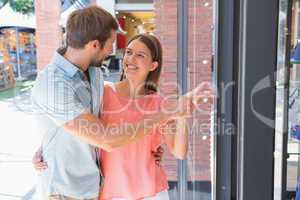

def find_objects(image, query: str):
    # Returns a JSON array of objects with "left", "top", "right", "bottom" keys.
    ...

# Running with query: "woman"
[
  {"left": 98, "top": 34, "right": 189, "bottom": 200},
  {"left": 34, "top": 34, "right": 190, "bottom": 200}
]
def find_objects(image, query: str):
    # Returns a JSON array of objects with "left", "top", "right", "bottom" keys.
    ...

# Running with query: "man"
[{"left": 32, "top": 5, "right": 203, "bottom": 200}]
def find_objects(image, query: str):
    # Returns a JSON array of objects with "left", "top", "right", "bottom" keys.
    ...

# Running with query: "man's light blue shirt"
[{"left": 31, "top": 50, "right": 104, "bottom": 199}]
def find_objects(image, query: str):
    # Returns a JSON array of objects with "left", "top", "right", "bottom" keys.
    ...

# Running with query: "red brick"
[{"left": 35, "top": 0, "right": 62, "bottom": 70}]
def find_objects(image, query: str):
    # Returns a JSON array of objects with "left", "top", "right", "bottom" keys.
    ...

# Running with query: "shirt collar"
[{"left": 51, "top": 47, "right": 83, "bottom": 78}]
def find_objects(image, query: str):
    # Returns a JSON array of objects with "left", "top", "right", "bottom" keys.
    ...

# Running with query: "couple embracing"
[{"left": 31, "top": 5, "right": 213, "bottom": 200}]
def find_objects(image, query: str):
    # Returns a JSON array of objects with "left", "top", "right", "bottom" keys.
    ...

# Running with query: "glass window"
[
  {"left": 274, "top": 0, "right": 300, "bottom": 199},
  {"left": 18, "top": 30, "right": 36, "bottom": 78},
  {"left": 0, "top": 28, "right": 18, "bottom": 77},
  {"left": 0, "top": 28, "right": 36, "bottom": 79},
  {"left": 185, "top": 1, "right": 214, "bottom": 198}
]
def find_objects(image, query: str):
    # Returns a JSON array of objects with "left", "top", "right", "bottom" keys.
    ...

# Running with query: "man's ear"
[
  {"left": 87, "top": 40, "right": 100, "bottom": 49},
  {"left": 150, "top": 61, "right": 158, "bottom": 71}
]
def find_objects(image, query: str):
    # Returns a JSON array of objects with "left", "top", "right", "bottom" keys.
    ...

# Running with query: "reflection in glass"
[
  {"left": 287, "top": 0, "right": 300, "bottom": 197},
  {"left": 274, "top": 0, "right": 289, "bottom": 199},
  {"left": 184, "top": 1, "right": 214, "bottom": 199},
  {"left": 274, "top": 0, "right": 300, "bottom": 199}
]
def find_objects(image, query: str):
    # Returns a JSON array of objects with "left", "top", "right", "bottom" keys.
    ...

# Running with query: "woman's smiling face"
[{"left": 122, "top": 39, "right": 158, "bottom": 85}]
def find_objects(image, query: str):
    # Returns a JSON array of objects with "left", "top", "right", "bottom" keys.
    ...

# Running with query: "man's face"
[{"left": 90, "top": 30, "right": 117, "bottom": 66}]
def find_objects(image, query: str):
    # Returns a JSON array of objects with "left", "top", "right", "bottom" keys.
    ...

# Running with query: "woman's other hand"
[
  {"left": 32, "top": 147, "right": 47, "bottom": 171},
  {"left": 152, "top": 146, "right": 164, "bottom": 166}
]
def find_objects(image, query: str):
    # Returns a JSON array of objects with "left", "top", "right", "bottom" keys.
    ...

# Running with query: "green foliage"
[
  {"left": 0, "top": 0, "right": 34, "bottom": 15},
  {"left": 8, "top": 0, "right": 34, "bottom": 15}
]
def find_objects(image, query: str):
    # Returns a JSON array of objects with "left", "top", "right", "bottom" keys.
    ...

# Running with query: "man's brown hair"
[{"left": 66, "top": 5, "right": 118, "bottom": 49}]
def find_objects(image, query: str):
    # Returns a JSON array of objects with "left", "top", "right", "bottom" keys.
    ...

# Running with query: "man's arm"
[
  {"left": 32, "top": 73, "right": 207, "bottom": 151},
  {"left": 32, "top": 75, "right": 177, "bottom": 151},
  {"left": 62, "top": 83, "right": 206, "bottom": 151},
  {"left": 63, "top": 83, "right": 211, "bottom": 151},
  {"left": 63, "top": 83, "right": 206, "bottom": 151},
  {"left": 63, "top": 111, "right": 169, "bottom": 151}
]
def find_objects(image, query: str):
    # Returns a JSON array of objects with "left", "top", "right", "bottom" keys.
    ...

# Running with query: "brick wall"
[
  {"left": 34, "top": 0, "right": 62, "bottom": 70},
  {"left": 154, "top": 0, "right": 213, "bottom": 181}
]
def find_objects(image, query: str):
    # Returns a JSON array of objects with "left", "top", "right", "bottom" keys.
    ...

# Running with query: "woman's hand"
[
  {"left": 161, "top": 83, "right": 214, "bottom": 119},
  {"left": 152, "top": 146, "right": 164, "bottom": 166},
  {"left": 32, "top": 147, "right": 48, "bottom": 171}
]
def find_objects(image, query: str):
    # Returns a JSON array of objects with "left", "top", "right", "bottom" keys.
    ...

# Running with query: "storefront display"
[{"left": 0, "top": 27, "right": 36, "bottom": 80}]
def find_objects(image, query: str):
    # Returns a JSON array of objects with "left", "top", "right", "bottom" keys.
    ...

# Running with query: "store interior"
[
  {"left": 116, "top": 11, "right": 155, "bottom": 49},
  {"left": 0, "top": 27, "right": 36, "bottom": 79},
  {"left": 0, "top": 27, "right": 36, "bottom": 91}
]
